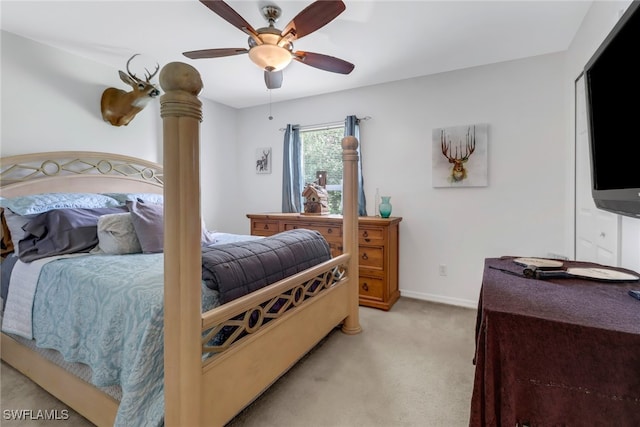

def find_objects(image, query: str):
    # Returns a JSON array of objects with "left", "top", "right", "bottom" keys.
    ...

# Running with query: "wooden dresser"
[{"left": 247, "top": 213, "right": 402, "bottom": 310}]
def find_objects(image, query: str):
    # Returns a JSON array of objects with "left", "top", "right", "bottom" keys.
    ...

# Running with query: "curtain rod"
[{"left": 279, "top": 116, "right": 371, "bottom": 132}]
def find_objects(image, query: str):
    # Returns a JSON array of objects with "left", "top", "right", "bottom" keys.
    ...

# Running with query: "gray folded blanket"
[{"left": 201, "top": 229, "right": 331, "bottom": 304}]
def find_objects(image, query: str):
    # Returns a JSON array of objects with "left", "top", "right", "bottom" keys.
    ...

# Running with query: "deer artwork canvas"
[
  {"left": 256, "top": 147, "right": 272, "bottom": 174},
  {"left": 100, "top": 54, "right": 160, "bottom": 127},
  {"left": 432, "top": 123, "right": 488, "bottom": 187}
]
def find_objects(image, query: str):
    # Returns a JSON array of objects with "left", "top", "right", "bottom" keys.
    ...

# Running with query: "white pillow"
[
  {"left": 0, "top": 192, "right": 120, "bottom": 215},
  {"left": 92, "top": 213, "right": 142, "bottom": 255}
]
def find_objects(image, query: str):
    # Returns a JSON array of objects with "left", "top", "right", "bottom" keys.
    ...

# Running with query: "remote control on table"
[{"left": 629, "top": 290, "right": 640, "bottom": 301}]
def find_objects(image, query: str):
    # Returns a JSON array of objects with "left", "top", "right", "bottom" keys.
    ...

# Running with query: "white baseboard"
[{"left": 400, "top": 290, "right": 478, "bottom": 309}]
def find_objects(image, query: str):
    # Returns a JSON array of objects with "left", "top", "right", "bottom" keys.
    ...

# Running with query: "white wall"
[
  {"left": 1, "top": 31, "right": 162, "bottom": 160},
  {"left": 0, "top": 31, "right": 240, "bottom": 232},
  {"left": 235, "top": 53, "right": 569, "bottom": 307},
  {"left": 563, "top": 0, "right": 640, "bottom": 271}
]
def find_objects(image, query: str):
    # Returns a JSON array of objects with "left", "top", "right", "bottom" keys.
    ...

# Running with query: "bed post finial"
[
  {"left": 341, "top": 135, "right": 362, "bottom": 335},
  {"left": 160, "top": 61, "right": 204, "bottom": 427},
  {"left": 159, "top": 62, "right": 203, "bottom": 95},
  {"left": 159, "top": 62, "right": 203, "bottom": 121}
]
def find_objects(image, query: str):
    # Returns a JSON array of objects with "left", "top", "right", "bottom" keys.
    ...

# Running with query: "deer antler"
[
  {"left": 441, "top": 130, "right": 456, "bottom": 163},
  {"left": 144, "top": 64, "right": 160, "bottom": 82},
  {"left": 125, "top": 54, "right": 159, "bottom": 82},
  {"left": 126, "top": 54, "right": 140, "bottom": 80},
  {"left": 441, "top": 128, "right": 476, "bottom": 163},
  {"left": 463, "top": 126, "right": 476, "bottom": 160}
]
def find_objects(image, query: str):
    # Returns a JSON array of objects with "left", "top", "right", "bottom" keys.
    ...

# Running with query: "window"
[{"left": 300, "top": 125, "right": 344, "bottom": 214}]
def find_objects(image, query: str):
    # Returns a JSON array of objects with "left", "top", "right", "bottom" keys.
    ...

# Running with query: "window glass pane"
[{"left": 301, "top": 126, "right": 344, "bottom": 214}]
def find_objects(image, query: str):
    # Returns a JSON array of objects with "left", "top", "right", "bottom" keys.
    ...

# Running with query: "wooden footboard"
[
  {"left": 202, "top": 284, "right": 350, "bottom": 425},
  {"left": 199, "top": 255, "right": 350, "bottom": 425}
]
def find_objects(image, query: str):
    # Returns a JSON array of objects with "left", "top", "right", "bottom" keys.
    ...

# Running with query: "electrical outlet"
[{"left": 439, "top": 264, "right": 447, "bottom": 276}]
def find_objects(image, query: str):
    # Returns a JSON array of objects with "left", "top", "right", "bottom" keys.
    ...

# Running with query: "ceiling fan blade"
[
  {"left": 293, "top": 51, "right": 354, "bottom": 74},
  {"left": 183, "top": 48, "right": 249, "bottom": 59},
  {"left": 199, "top": 0, "right": 260, "bottom": 40},
  {"left": 281, "top": 1, "right": 345, "bottom": 41},
  {"left": 264, "top": 70, "right": 283, "bottom": 89}
]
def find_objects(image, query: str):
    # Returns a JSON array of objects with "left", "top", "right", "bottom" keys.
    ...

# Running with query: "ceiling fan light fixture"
[
  {"left": 248, "top": 44, "right": 292, "bottom": 71},
  {"left": 186, "top": 0, "right": 352, "bottom": 87}
]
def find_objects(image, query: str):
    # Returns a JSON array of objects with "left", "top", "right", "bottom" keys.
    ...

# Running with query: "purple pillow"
[
  {"left": 126, "top": 200, "right": 163, "bottom": 253},
  {"left": 18, "top": 206, "right": 127, "bottom": 262}
]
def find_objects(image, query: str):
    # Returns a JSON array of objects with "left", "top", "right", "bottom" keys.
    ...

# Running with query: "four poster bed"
[{"left": 0, "top": 62, "right": 362, "bottom": 426}]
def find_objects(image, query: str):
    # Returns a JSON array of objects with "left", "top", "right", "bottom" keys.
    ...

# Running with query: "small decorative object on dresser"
[
  {"left": 247, "top": 213, "right": 403, "bottom": 310},
  {"left": 302, "top": 183, "right": 330, "bottom": 215},
  {"left": 379, "top": 196, "right": 392, "bottom": 218}
]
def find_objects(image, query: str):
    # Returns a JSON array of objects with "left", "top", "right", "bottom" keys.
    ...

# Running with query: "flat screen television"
[{"left": 584, "top": 0, "right": 640, "bottom": 219}]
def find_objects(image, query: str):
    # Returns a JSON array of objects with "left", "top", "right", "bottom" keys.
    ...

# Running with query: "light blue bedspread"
[{"left": 31, "top": 253, "right": 221, "bottom": 427}]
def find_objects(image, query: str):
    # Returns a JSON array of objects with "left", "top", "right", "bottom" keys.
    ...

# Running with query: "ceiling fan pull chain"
[{"left": 268, "top": 90, "right": 273, "bottom": 121}]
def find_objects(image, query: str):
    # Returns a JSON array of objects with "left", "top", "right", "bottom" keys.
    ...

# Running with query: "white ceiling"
[{"left": 1, "top": 1, "right": 592, "bottom": 109}]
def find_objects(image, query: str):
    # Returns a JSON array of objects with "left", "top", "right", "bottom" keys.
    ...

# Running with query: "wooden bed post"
[
  {"left": 341, "top": 136, "right": 362, "bottom": 335},
  {"left": 159, "top": 62, "right": 204, "bottom": 427}
]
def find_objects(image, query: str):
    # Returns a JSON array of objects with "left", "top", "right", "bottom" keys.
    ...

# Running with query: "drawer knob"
[
  {"left": 363, "top": 231, "right": 368, "bottom": 237},
  {"left": 327, "top": 228, "right": 333, "bottom": 234},
  {"left": 361, "top": 253, "right": 368, "bottom": 260},
  {"left": 293, "top": 225, "right": 298, "bottom": 229},
  {"left": 264, "top": 224, "right": 269, "bottom": 230},
  {"left": 362, "top": 282, "right": 369, "bottom": 291}
]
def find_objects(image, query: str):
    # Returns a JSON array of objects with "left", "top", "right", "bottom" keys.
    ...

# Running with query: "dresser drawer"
[
  {"left": 358, "top": 246, "right": 384, "bottom": 270},
  {"left": 359, "top": 276, "right": 384, "bottom": 300},
  {"left": 328, "top": 242, "right": 343, "bottom": 257},
  {"left": 359, "top": 227, "right": 385, "bottom": 244},
  {"left": 251, "top": 220, "right": 279, "bottom": 236},
  {"left": 283, "top": 223, "right": 342, "bottom": 242}
]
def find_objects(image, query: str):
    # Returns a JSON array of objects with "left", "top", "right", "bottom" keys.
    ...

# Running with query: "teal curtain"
[
  {"left": 345, "top": 115, "right": 367, "bottom": 216},
  {"left": 282, "top": 124, "right": 302, "bottom": 212}
]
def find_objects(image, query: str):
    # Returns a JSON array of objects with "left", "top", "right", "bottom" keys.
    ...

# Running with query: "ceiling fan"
[{"left": 183, "top": 0, "right": 355, "bottom": 89}]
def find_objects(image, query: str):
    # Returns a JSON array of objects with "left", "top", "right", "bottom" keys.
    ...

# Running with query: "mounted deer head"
[
  {"left": 441, "top": 126, "right": 476, "bottom": 182},
  {"left": 100, "top": 54, "right": 160, "bottom": 127}
]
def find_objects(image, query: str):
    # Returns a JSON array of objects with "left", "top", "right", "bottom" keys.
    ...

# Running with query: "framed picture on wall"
[
  {"left": 256, "top": 147, "right": 272, "bottom": 174},
  {"left": 432, "top": 123, "right": 488, "bottom": 187}
]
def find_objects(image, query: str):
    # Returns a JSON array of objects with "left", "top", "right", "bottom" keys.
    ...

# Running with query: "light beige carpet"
[{"left": 1, "top": 298, "right": 478, "bottom": 426}]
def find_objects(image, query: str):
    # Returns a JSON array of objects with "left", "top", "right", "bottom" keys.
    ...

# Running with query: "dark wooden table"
[{"left": 470, "top": 257, "right": 640, "bottom": 427}]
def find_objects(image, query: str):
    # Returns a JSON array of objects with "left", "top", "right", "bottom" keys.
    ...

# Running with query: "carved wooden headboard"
[{"left": 0, "top": 151, "right": 163, "bottom": 197}]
